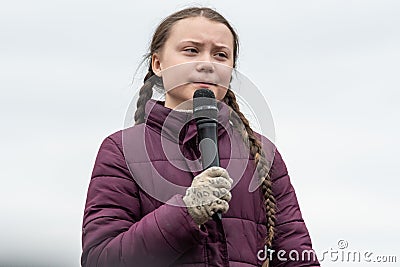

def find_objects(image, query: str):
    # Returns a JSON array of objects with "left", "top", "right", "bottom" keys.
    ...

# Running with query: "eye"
[
  {"left": 183, "top": 47, "right": 198, "bottom": 54},
  {"left": 215, "top": 52, "right": 228, "bottom": 59}
]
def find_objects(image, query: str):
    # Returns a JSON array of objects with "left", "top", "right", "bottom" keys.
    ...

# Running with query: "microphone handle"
[{"left": 196, "top": 119, "right": 222, "bottom": 221}]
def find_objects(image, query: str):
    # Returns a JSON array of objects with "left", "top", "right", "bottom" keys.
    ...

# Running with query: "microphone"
[{"left": 193, "top": 88, "right": 222, "bottom": 221}]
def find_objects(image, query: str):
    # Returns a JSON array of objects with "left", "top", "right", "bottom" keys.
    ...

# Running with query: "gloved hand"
[{"left": 183, "top": 166, "right": 233, "bottom": 225}]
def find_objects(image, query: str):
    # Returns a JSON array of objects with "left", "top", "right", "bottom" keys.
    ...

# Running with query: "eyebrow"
[{"left": 179, "top": 40, "right": 232, "bottom": 51}]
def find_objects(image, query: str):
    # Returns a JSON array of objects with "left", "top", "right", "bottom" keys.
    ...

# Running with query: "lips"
[{"left": 192, "top": 81, "right": 217, "bottom": 86}]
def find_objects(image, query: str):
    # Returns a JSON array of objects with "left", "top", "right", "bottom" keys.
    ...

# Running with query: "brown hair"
[{"left": 134, "top": 6, "right": 276, "bottom": 264}]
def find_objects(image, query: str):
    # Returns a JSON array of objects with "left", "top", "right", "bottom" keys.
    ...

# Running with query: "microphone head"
[
  {"left": 193, "top": 88, "right": 216, "bottom": 99},
  {"left": 193, "top": 88, "right": 218, "bottom": 120}
]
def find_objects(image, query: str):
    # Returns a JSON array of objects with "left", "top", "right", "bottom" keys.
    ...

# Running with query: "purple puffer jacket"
[{"left": 81, "top": 99, "right": 320, "bottom": 267}]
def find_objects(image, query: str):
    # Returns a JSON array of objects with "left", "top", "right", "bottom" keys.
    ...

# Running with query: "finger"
[
  {"left": 212, "top": 200, "right": 229, "bottom": 214},
  {"left": 208, "top": 187, "right": 232, "bottom": 201},
  {"left": 208, "top": 177, "right": 232, "bottom": 189},
  {"left": 204, "top": 203, "right": 215, "bottom": 217},
  {"left": 202, "top": 166, "right": 230, "bottom": 179},
  {"left": 201, "top": 195, "right": 219, "bottom": 209},
  {"left": 219, "top": 189, "right": 232, "bottom": 202},
  {"left": 192, "top": 175, "right": 207, "bottom": 185}
]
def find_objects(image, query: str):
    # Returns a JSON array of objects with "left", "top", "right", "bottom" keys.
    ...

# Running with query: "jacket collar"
[{"left": 144, "top": 99, "right": 231, "bottom": 145}]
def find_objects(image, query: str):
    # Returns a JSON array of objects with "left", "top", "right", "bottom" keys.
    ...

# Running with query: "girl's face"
[{"left": 152, "top": 16, "right": 235, "bottom": 109}]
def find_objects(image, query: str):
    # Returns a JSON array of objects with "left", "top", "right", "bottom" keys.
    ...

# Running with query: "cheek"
[
  {"left": 161, "top": 62, "right": 193, "bottom": 91},
  {"left": 215, "top": 64, "right": 233, "bottom": 89},
  {"left": 214, "top": 86, "right": 228, "bottom": 101},
  {"left": 160, "top": 50, "right": 189, "bottom": 70},
  {"left": 214, "top": 66, "right": 232, "bottom": 101}
]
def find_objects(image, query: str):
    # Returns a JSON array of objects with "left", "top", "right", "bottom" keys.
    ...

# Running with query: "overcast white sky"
[{"left": 1, "top": 0, "right": 399, "bottom": 266}]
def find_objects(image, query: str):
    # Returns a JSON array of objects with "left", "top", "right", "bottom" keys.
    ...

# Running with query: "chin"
[
  {"left": 190, "top": 84, "right": 228, "bottom": 100},
  {"left": 165, "top": 84, "right": 227, "bottom": 107}
]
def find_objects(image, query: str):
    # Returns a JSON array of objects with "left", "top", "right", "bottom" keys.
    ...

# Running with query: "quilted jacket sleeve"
[
  {"left": 269, "top": 148, "right": 320, "bottom": 267},
  {"left": 81, "top": 135, "right": 208, "bottom": 267}
]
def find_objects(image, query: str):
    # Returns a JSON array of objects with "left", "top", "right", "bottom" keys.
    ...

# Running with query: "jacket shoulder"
[{"left": 91, "top": 125, "right": 145, "bottom": 180}]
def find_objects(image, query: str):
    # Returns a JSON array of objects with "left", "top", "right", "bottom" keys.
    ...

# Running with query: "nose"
[{"left": 195, "top": 61, "right": 215, "bottom": 73}]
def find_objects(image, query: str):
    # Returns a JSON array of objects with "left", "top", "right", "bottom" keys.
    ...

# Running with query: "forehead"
[{"left": 166, "top": 16, "right": 234, "bottom": 48}]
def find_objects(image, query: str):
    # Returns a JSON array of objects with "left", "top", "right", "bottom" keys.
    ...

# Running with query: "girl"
[{"left": 81, "top": 7, "right": 320, "bottom": 267}]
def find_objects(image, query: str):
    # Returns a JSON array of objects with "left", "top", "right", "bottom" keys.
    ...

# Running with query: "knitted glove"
[{"left": 183, "top": 166, "right": 233, "bottom": 225}]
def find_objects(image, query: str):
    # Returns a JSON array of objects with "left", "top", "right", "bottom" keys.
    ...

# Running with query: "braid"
[
  {"left": 223, "top": 89, "right": 277, "bottom": 250},
  {"left": 134, "top": 68, "right": 155, "bottom": 124}
]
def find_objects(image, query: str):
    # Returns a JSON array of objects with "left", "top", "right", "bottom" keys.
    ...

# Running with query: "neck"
[{"left": 164, "top": 97, "right": 193, "bottom": 111}]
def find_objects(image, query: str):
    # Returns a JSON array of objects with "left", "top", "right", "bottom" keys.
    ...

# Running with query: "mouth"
[{"left": 192, "top": 81, "right": 217, "bottom": 88}]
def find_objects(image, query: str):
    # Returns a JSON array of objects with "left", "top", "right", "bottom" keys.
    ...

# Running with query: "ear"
[{"left": 151, "top": 53, "right": 162, "bottom": 77}]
